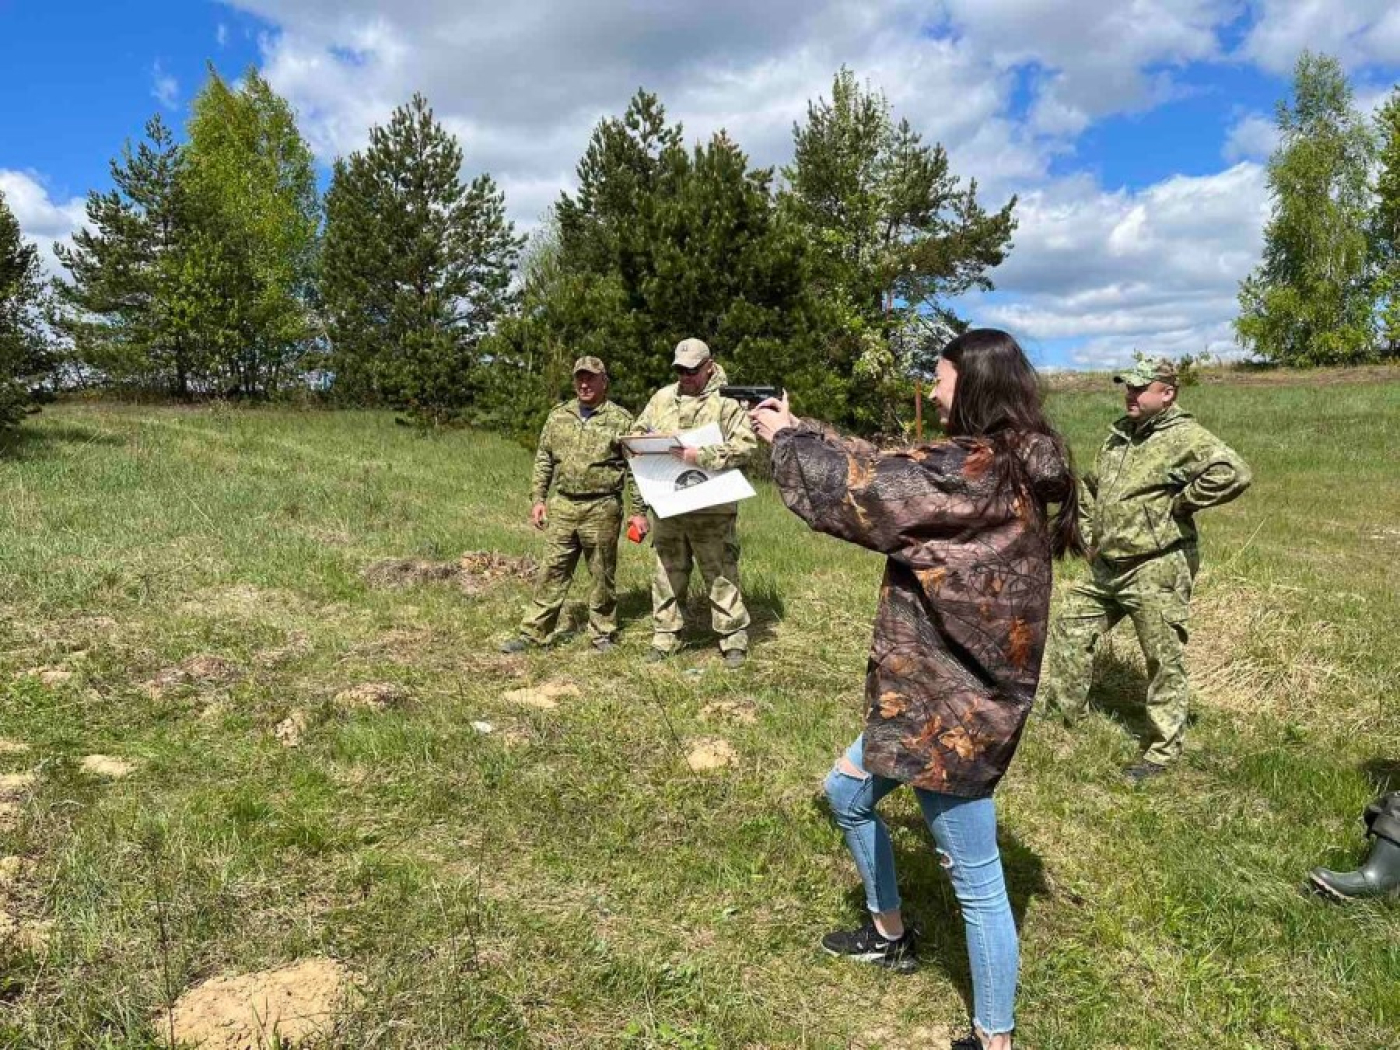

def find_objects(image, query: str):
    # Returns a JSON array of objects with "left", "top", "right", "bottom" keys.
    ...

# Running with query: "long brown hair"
[{"left": 940, "top": 329, "right": 1085, "bottom": 559}]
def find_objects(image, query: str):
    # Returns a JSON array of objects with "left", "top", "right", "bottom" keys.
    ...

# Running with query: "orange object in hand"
[{"left": 627, "top": 520, "right": 645, "bottom": 544}]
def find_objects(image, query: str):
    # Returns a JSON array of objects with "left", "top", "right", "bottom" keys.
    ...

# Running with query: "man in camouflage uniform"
[
  {"left": 1038, "top": 358, "right": 1252, "bottom": 782},
  {"left": 502, "top": 357, "right": 649, "bottom": 654},
  {"left": 633, "top": 338, "right": 756, "bottom": 669}
]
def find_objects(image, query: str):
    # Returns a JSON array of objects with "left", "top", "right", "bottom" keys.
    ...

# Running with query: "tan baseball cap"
[
  {"left": 572, "top": 355, "right": 607, "bottom": 376},
  {"left": 672, "top": 338, "right": 711, "bottom": 369},
  {"left": 1113, "top": 357, "right": 1178, "bottom": 387}
]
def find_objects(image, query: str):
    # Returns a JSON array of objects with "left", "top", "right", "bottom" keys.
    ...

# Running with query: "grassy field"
[{"left": 0, "top": 380, "right": 1397, "bottom": 1049}]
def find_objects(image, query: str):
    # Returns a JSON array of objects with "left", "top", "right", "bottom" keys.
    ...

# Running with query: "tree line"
[
  {"left": 6, "top": 54, "right": 1399, "bottom": 439},
  {"left": 0, "top": 65, "right": 1015, "bottom": 439}
]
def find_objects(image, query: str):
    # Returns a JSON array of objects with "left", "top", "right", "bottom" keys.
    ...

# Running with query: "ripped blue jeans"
[{"left": 824, "top": 735, "right": 1019, "bottom": 1036}]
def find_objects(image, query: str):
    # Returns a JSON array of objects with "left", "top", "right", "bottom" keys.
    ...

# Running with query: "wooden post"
[{"left": 914, "top": 379, "right": 923, "bottom": 443}]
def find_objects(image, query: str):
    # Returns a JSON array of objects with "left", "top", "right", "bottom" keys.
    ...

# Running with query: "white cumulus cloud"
[
  {"left": 0, "top": 170, "right": 88, "bottom": 278},
  {"left": 1242, "top": 1, "right": 1400, "bottom": 73},
  {"left": 965, "top": 163, "right": 1270, "bottom": 367}
]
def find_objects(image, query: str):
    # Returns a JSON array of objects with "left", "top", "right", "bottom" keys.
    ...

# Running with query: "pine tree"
[
  {"left": 322, "top": 94, "right": 522, "bottom": 423},
  {"left": 53, "top": 114, "right": 201, "bottom": 394},
  {"left": 0, "top": 188, "right": 50, "bottom": 430},
  {"left": 1236, "top": 52, "right": 1376, "bottom": 365},
  {"left": 183, "top": 66, "right": 320, "bottom": 395},
  {"left": 782, "top": 67, "right": 1016, "bottom": 431},
  {"left": 519, "top": 91, "right": 819, "bottom": 416},
  {"left": 1372, "top": 87, "right": 1400, "bottom": 357}
]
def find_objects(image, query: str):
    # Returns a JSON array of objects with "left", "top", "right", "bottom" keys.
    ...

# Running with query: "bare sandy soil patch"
[
  {"left": 0, "top": 772, "right": 37, "bottom": 795},
  {"left": 80, "top": 755, "right": 134, "bottom": 779},
  {"left": 274, "top": 711, "right": 310, "bottom": 748},
  {"left": 0, "top": 738, "right": 29, "bottom": 755},
  {"left": 502, "top": 680, "right": 580, "bottom": 711},
  {"left": 685, "top": 738, "right": 738, "bottom": 772},
  {"left": 332, "top": 682, "right": 408, "bottom": 712},
  {"left": 18, "top": 667, "right": 74, "bottom": 686},
  {"left": 166, "top": 957, "right": 351, "bottom": 1050},
  {"left": 700, "top": 699, "right": 759, "bottom": 725}
]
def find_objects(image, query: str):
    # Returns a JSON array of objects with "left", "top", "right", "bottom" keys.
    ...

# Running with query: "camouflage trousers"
[
  {"left": 649, "top": 512, "right": 750, "bottom": 654},
  {"left": 518, "top": 495, "right": 622, "bottom": 643},
  {"left": 1038, "top": 546, "right": 1199, "bottom": 765}
]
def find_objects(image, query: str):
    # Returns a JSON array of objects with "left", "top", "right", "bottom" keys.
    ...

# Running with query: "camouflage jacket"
[
  {"left": 1083, "top": 404, "right": 1252, "bottom": 562},
  {"left": 771, "top": 422, "right": 1073, "bottom": 797},
  {"left": 530, "top": 399, "right": 644, "bottom": 516},
  {"left": 634, "top": 364, "right": 756, "bottom": 516}
]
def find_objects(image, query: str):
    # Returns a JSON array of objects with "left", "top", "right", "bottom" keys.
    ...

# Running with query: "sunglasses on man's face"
[{"left": 674, "top": 363, "right": 705, "bottom": 377}]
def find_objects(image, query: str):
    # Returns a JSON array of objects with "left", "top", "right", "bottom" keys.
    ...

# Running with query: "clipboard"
[{"left": 621, "top": 433, "right": 682, "bottom": 455}]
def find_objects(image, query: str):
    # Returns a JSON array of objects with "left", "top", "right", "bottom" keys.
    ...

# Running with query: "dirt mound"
[
  {"left": 456, "top": 550, "right": 536, "bottom": 593},
  {"left": 362, "top": 551, "right": 535, "bottom": 594},
  {"left": 700, "top": 700, "right": 758, "bottom": 726},
  {"left": 333, "top": 682, "right": 408, "bottom": 712},
  {"left": 685, "top": 738, "right": 738, "bottom": 772},
  {"left": 502, "top": 681, "right": 580, "bottom": 711},
  {"left": 19, "top": 667, "right": 73, "bottom": 686},
  {"left": 362, "top": 558, "right": 462, "bottom": 589},
  {"left": 81, "top": 755, "right": 134, "bottom": 779},
  {"left": 167, "top": 957, "right": 350, "bottom": 1049},
  {"left": 0, "top": 773, "right": 37, "bottom": 796},
  {"left": 0, "top": 856, "right": 32, "bottom": 888},
  {"left": 274, "top": 711, "right": 310, "bottom": 748},
  {"left": 146, "top": 654, "right": 242, "bottom": 697}
]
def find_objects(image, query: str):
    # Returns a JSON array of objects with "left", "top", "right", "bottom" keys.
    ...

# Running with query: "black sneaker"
[{"left": 820, "top": 921, "right": 918, "bottom": 973}]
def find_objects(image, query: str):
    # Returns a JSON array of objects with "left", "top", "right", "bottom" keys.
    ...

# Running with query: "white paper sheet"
[{"left": 627, "top": 423, "right": 755, "bottom": 518}]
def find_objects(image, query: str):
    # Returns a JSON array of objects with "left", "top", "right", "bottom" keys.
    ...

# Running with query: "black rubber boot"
[{"left": 1309, "top": 834, "right": 1400, "bottom": 902}]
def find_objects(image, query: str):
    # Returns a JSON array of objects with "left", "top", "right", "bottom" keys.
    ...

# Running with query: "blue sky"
[{"left": 3, "top": 1, "right": 1399, "bottom": 370}]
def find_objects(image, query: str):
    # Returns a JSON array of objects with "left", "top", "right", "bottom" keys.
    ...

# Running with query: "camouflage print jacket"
[
  {"left": 530, "top": 399, "right": 644, "bottom": 516},
  {"left": 771, "top": 422, "right": 1073, "bottom": 797},
  {"left": 633, "top": 364, "right": 756, "bottom": 516},
  {"left": 1082, "top": 404, "right": 1252, "bottom": 562}
]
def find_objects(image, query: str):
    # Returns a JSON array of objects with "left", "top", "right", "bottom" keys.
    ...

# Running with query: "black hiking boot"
[
  {"left": 820, "top": 921, "right": 918, "bottom": 973},
  {"left": 722, "top": 649, "right": 747, "bottom": 670},
  {"left": 1309, "top": 835, "right": 1400, "bottom": 902},
  {"left": 591, "top": 636, "right": 616, "bottom": 653},
  {"left": 499, "top": 637, "right": 536, "bottom": 654}
]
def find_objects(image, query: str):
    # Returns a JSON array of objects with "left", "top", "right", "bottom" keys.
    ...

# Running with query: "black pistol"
[{"left": 720, "top": 385, "right": 780, "bottom": 407}]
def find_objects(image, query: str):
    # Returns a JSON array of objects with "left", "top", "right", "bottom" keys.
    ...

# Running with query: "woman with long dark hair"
[{"left": 750, "top": 329, "right": 1081, "bottom": 1050}]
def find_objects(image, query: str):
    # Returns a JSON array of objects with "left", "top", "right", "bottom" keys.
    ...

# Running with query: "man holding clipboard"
[{"left": 631, "top": 338, "right": 757, "bottom": 669}]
